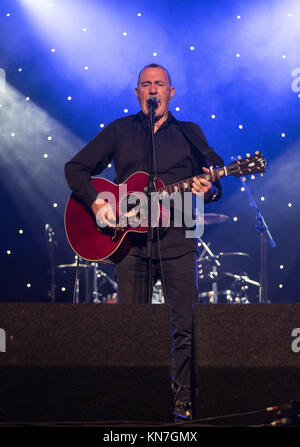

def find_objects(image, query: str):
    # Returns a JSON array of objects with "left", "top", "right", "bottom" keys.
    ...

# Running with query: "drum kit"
[{"left": 55, "top": 213, "right": 260, "bottom": 305}]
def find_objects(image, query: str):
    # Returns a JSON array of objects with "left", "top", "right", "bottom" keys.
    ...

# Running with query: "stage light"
[
  {"left": 53, "top": 203, "right": 58, "bottom": 208},
  {"left": 100, "top": 123, "right": 105, "bottom": 128},
  {"left": 281, "top": 132, "right": 286, "bottom": 137},
  {"left": 19, "top": 230, "right": 24, "bottom": 234},
  {"left": 108, "top": 163, "right": 112, "bottom": 168},
  {"left": 153, "top": 52, "right": 158, "bottom": 57},
  {"left": 124, "top": 108, "right": 128, "bottom": 113},
  {"left": 261, "top": 196, "right": 265, "bottom": 201},
  {"left": 51, "top": 48, "right": 55, "bottom": 53},
  {"left": 47, "top": 136, "right": 52, "bottom": 140},
  {"left": 122, "top": 32, "right": 127, "bottom": 36},
  {"left": 233, "top": 217, "right": 238, "bottom": 222},
  {"left": 236, "top": 53, "right": 240, "bottom": 58},
  {"left": 238, "top": 124, "right": 243, "bottom": 129},
  {"left": 67, "top": 96, "right": 72, "bottom": 101},
  {"left": 211, "top": 114, "right": 216, "bottom": 119},
  {"left": 43, "top": 154, "right": 48, "bottom": 158},
  {"left": 288, "top": 202, "right": 292, "bottom": 207},
  {"left": 175, "top": 107, "right": 180, "bottom": 111},
  {"left": 6, "top": 250, "right": 11, "bottom": 255},
  {"left": 84, "top": 66, "right": 89, "bottom": 70},
  {"left": 280, "top": 265, "right": 284, "bottom": 269},
  {"left": 190, "top": 46, "right": 195, "bottom": 51},
  {"left": 26, "top": 283, "right": 31, "bottom": 288},
  {"left": 137, "top": 13, "right": 142, "bottom": 17}
]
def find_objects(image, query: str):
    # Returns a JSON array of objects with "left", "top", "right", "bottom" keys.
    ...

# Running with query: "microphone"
[{"left": 147, "top": 96, "right": 159, "bottom": 108}]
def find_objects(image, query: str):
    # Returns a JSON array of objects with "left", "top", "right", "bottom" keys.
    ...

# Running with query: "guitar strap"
[
  {"left": 174, "top": 119, "right": 224, "bottom": 199},
  {"left": 174, "top": 119, "right": 224, "bottom": 168}
]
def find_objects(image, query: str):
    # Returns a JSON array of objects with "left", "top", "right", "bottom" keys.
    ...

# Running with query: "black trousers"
[{"left": 116, "top": 250, "right": 199, "bottom": 404}]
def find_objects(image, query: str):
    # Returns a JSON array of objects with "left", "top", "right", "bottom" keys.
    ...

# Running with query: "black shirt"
[{"left": 65, "top": 111, "right": 220, "bottom": 259}]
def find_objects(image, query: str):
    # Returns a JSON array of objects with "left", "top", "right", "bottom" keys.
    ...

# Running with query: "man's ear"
[
  {"left": 169, "top": 86, "right": 175, "bottom": 100},
  {"left": 134, "top": 87, "right": 140, "bottom": 100}
]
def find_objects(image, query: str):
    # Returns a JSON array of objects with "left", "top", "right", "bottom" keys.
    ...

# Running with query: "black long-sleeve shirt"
[{"left": 65, "top": 111, "right": 222, "bottom": 259}]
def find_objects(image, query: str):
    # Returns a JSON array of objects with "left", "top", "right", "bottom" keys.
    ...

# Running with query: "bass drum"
[{"left": 199, "top": 289, "right": 250, "bottom": 304}]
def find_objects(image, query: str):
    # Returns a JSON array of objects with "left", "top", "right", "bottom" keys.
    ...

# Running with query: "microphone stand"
[
  {"left": 146, "top": 99, "right": 158, "bottom": 304},
  {"left": 239, "top": 177, "right": 276, "bottom": 303}
]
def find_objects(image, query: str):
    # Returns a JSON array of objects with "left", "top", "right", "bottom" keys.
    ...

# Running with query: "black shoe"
[{"left": 173, "top": 400, "right": 192, "bottom": 422}]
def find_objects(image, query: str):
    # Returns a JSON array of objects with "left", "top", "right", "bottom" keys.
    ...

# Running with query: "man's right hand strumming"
[{"left": 91, "top": 197, "right": 116, "bottom": 228}]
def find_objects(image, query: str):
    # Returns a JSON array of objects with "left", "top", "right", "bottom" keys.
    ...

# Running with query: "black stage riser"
[
  {"left": 0, "top": 303, "right": 173, "bottom": 423},
  {"left": 193, "top": 304, "right": 300, "bottom": 424}
]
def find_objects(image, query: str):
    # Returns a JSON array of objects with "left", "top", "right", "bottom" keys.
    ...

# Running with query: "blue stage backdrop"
[{"left": 0, "top": 0, "right": 299, "bottom": 303}]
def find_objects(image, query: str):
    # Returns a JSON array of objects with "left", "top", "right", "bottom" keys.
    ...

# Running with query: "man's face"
[{"left": 135, "top": 67, "right": 175, "bottom": 119}]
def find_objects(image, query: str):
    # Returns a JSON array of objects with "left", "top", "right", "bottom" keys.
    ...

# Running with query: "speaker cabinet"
[
  {"left": 193, "top": 304, "right": 300, "bottom": 423},
  {"left": 0, "top": 303, "right": 173, "bottom": 423}
]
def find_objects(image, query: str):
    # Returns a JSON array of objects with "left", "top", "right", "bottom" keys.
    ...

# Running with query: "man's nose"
[{"left": 149, "top": 84, "right": 158, "bottom": 94}]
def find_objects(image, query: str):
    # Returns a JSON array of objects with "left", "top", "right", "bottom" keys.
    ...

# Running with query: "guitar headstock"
[{"left": 227, "top": 152, "right": 266, "bottom": 178}]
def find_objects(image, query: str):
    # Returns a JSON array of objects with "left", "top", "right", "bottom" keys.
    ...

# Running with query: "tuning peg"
[
  {"left": 242, "top": 177, "right": 246, "bottom": 182},
  {"left": 255, "top": 151, "right": 259, "bottom": 155},
  {"left": 246, "top": 153, "right": 250, "bottom": 158},
  {"left": 260, "top": 173, "right": 264, "bottom": 177},
  {"left": 237, "top": 155, "right": 242, "bottom": 160}
]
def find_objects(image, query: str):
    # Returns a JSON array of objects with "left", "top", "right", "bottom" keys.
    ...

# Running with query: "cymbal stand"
[
  {"left": 198, "top": 237, "right": 221, "bottom": 304},
  {"left": 45, "top": 224, "right": 58, "bottom": 302},
  {"left": 239, "top": 178, "right": 276, "bottom": 303}
]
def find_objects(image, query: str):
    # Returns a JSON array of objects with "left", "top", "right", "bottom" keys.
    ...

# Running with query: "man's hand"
[
  {"left": 91, "top": 197, "right": 116, "bottom": 228},
  {"left": 192, "top": 166, "right": 215, "bottom": 196}
]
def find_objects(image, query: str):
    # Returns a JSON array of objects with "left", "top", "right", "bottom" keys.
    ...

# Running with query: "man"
[{"left": 65, "top": 63, "right": 223, "bottom": 420}]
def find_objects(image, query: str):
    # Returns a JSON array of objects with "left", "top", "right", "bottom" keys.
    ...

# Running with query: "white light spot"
[
  {"left": 6, "top": 13, "right": 11, "bottom": 17},
  {"left": 238, "top": 124, "right": 243, "bottom": 129},
  {"left": 51, "top": 48, "right": 56, "bottom": 53},
  {"left": 43, "top": 153, "right": 48, "bottom": 158},
  {"left": 124, "top": 108, "right": 128, "bottom": 113},
  {"left": 48, "top": 136, "right": 52, "bottom": 141},
  {"left": 10, "top": 132, "right": 15, "bottom": 137},
  {"left": 282, "top": 54, "right": 286, "bottom": 59},
  {"left": 211, "top": 114, "right": 216, "bottom": 119},
  {"left": 67, "top": 96, "right": 72, "bottom": 101},
  {"left": 153, "top": 52, "right": 158, "bottom": 57},
  {"left": 108, "top": 163, "right": 112, "bottom": 168},
  {"left": 236, "top": 53, "right": 240, "bottom": 58},
  {"left": 260, "top": 196, "right": 265, "bottom": 201},
  {"left": 278, "top": 284, "right": 283, "bottom": 289},
  {"left": 122, "top": 32, "right": 127, "bottom": 36},
  {"left": 240, "top": 187, "right": 245, "bottom": 192},
  {"left": 100, "top": 123, "right": 105, "bottom": 128},
  {"left": 84, "top": 65, "right": 89, "bottom": 70},
  {"left": 233, "top": 216, "right": 238, "bottom": 222},
  {"left": 82, "top": 27, "right": 87, "bottom": 32},
  {"left": 53, "top": 202, "right": 58, "bottom": 208},
  {"left": 26, "top": 283, "right": 31, "bottom": 288},
  {"left": 137, "top": 12, "right": 142, "bottom": 17},
  {"left": 237, "top": 15, "right": 241, "bottom": 19},
  {"left": 175, "top": 106, "right": 180, "bottom": 111},
  {"left": 280, "top": 265, "right": 284, "bottom": 270},
  {"left": 288, "top": 202, "right": 292, "bottom": 207},
  {"left": 61, "top": 287, "right": 66, "bottom": 292},
  {"left": 19, "top": 229, "right": 23, "bottom": 234},
  {"left": 190, "top": 46, "right": 195, "bottom": 51},
  {"left": 6, "top": 250, "right": 11, "bottom": 255},
  {"left": 281, "top": 132, "right": 286, "bottom": 138},
  {"left": 18, "top": 68, "right": 22, "bottom": 72},
  {"left": 25, "top": 97, "right": 30, "bottom": 101}
]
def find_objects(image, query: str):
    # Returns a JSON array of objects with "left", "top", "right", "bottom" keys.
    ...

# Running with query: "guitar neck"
[{"left": 157, "top": 166, "right": 226, "bottom": 195}]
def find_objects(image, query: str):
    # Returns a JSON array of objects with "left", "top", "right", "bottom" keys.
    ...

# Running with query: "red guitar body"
[{"left": 64, "top": 172, "right": 166, "bottom": 263}]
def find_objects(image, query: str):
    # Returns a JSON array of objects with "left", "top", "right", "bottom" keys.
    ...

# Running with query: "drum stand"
[{"left": 198, "top": 237, "right": 221, "bottom": 304}]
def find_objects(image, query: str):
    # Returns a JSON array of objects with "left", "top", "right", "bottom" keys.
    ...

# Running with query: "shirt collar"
[{"left": 136, "top": 110, "right": 175, "bottom": 131}]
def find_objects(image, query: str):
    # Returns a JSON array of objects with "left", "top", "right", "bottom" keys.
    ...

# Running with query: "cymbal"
[
  {"left": 197, "top": 213, "right": 229, "bottom": 225},
  {"left": 57, "top": 263, "right": 89, "bottom": 268},
  {"left": 218, "top": 252, "right": 250, "bottom": 257}
]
